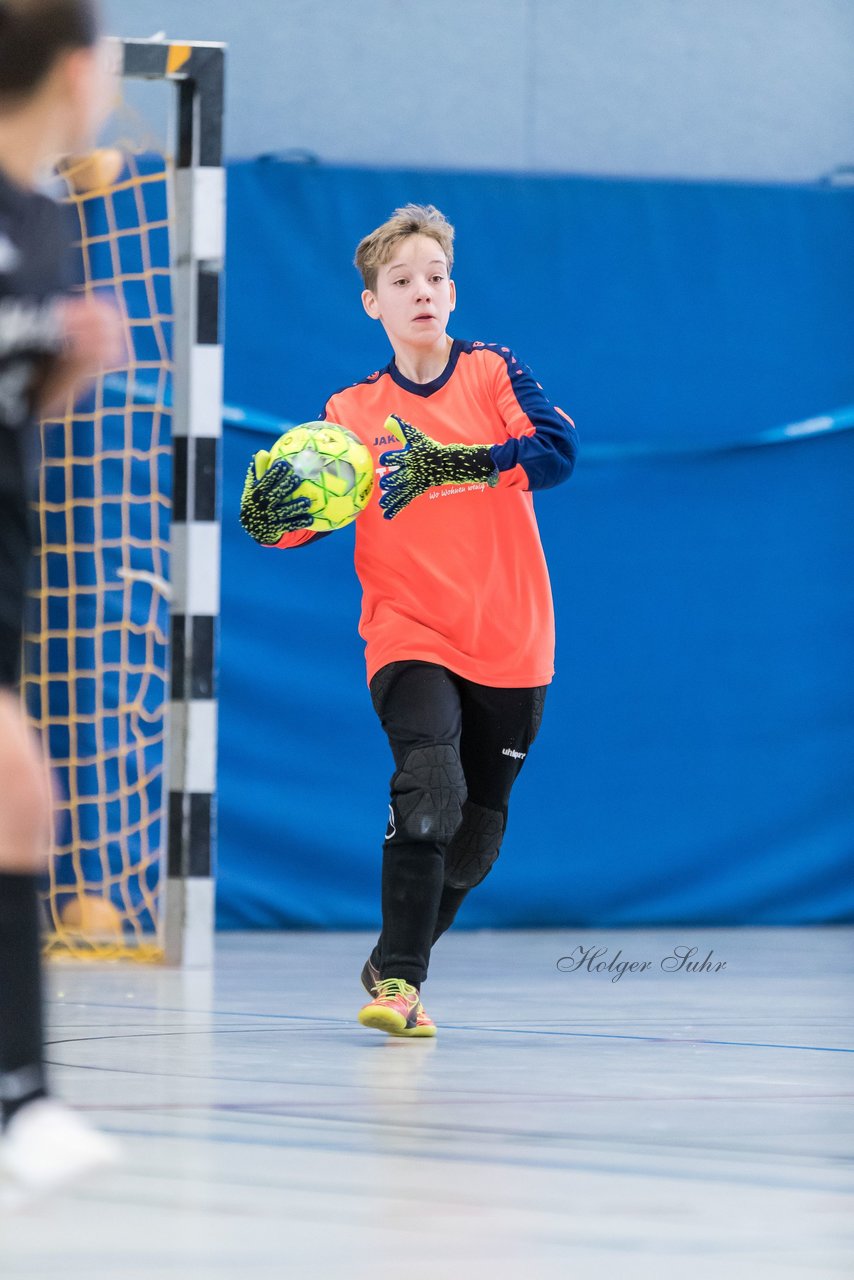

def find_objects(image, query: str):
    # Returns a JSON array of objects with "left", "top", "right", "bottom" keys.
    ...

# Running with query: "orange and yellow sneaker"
[
  {"left": 357, "top": 975, "right": 437, "bottom": 1038},
  {"left": 360, "top": 956, "right": 382, "bottom": 998}
]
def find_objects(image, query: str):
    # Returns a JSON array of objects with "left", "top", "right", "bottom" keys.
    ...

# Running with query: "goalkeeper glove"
[
  {"left": 377, "top": 414, "right": 499, "bottom": 520},
  {"left": 239, "top": 452, "right": 313, "bottom": 545}
]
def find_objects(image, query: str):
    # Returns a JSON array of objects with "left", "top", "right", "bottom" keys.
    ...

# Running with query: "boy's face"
[
  {"left": 362, "top": 233, "right": 456, "bottom": 349},
  {"left": 34, "top": 40, "right": 115, "bottom": 164},
  {"left": 60, "top": 40, "right": 116, "bottom": 154}
]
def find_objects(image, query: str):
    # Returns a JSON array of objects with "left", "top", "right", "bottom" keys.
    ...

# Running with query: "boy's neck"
[{"left": 391, "top": 334, "right": 453, "bottom": 385}]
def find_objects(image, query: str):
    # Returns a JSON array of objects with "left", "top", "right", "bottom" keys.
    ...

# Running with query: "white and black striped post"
[{"left": 120, "top": 39, "right": 225, "bottom": 965}]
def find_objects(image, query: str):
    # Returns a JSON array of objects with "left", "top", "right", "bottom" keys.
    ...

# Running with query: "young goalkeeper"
[
  {"left": 0, "top": 0, "right": 122, "bottom": 1188},
  {"left": 240, "top": 203, "right": 577, "bottom": 1037}
]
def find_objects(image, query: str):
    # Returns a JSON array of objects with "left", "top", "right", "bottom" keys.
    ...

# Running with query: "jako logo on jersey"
[
  {"left": 502, "top": 747, "right": 526, "bottom": 760},
  {"left": 373, "top": 435, "right": 399, "bottom": 446}
]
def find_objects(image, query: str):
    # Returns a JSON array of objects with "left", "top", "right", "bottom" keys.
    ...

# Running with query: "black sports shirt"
[{"left": 0, "top": 164, "right": 71, "bottom": 684}]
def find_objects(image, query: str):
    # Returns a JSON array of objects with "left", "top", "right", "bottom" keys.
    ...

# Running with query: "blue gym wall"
[{"left": 216, "top": 160, "right": 854, "bottom": 929}]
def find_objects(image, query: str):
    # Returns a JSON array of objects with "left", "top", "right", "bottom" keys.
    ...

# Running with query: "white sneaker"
[{"left": 0, "top": 1098, "right": 120, "bottom": 1195}]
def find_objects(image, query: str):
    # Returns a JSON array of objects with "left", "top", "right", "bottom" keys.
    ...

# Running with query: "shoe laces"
[{"left": 374, "top": 977, "right": 417, "bottom": 1001}]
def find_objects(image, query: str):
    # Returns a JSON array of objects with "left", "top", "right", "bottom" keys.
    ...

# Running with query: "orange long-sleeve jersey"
[{"left": 273, "top": 339, "right": 577, "bottom": 687}]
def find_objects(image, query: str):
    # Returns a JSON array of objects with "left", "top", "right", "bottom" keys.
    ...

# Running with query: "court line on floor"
[
  {"left": 79, "top": 1119, "right": 854, "bottom": 1198},
  {"left": 44, "top": 1008, "right": 854, "bottom": 1055},
  {"left": 83, "top": 1093, "right": 854, "bottom": 1160},
  {"left": 43, "top": 1042, "right": 854, "bottom": 1110},
  {"left": 82, "top": 1091, "right": 854, "bottom": 1108}
]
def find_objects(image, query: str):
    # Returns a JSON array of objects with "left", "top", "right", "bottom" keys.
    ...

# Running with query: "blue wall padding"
[
  {"left": 223, "top": 162, "right": 854, "bottom": 445},
  {"left": 217, "top": 160, "right": 854, "bottom": 928}
]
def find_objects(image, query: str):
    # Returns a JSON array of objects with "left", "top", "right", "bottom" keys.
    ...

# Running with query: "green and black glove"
[
  {"left": 239, "top": 452, "right": 313, "bottom": 544},
  {"left": 377, "top": 414, "right": 499, "bottom": 520}
]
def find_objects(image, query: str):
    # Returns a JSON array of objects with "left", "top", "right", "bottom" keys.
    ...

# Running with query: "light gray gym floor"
[{"left": 1, "top": 927, "right": 852, "bottom": 1280}]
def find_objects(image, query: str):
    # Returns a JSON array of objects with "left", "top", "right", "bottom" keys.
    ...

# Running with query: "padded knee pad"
[
  {"left": 443, "top": 800, "right": 505, "bottom": 889},
  {"left": 391, "top": 743, "right": 467, "bottom": 843}
]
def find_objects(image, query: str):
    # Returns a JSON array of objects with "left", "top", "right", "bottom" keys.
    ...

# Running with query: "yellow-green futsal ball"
[{"left": 266, "top": 422, "right": 375, "bottom": 532}]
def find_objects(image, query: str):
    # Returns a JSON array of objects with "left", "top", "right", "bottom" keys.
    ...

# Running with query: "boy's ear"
[
  {"left": 361, "top": 289, "right": 380, "bottom": 320},
  {"left": 449, "top": 278, "right": 456, "bottom": 312}
]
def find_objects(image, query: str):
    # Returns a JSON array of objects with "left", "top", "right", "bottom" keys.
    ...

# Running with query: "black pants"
[
  {"left": 368, "top": 660, "right": 546, "bottom": 988},
  {"left": 0, "top": 426, "right": 35, "bottom": 688}
]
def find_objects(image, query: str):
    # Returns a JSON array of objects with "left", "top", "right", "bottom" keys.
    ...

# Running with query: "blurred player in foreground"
[
  {"left": 241, "top": 204, "right": 577, "bottom": 1037},
  {"left": 0, "top": 0, "right": 123, "bottom": 1192}
]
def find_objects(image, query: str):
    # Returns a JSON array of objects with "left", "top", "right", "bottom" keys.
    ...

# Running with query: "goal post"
[
  {"left": 24, "top": 38, "right": 226, "bottom": 966},
  {"left": 131, "top": 40, "right": 226, "bottom": 968}
]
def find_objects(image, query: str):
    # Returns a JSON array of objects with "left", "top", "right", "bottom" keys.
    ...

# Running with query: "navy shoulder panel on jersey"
[{"left": 477, "top": 342, "right": 578, "bottom": 490}]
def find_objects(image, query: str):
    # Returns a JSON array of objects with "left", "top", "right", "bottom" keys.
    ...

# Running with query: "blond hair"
[{"left": 354, "top": 204, "right": 454, "bottom": 292}]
